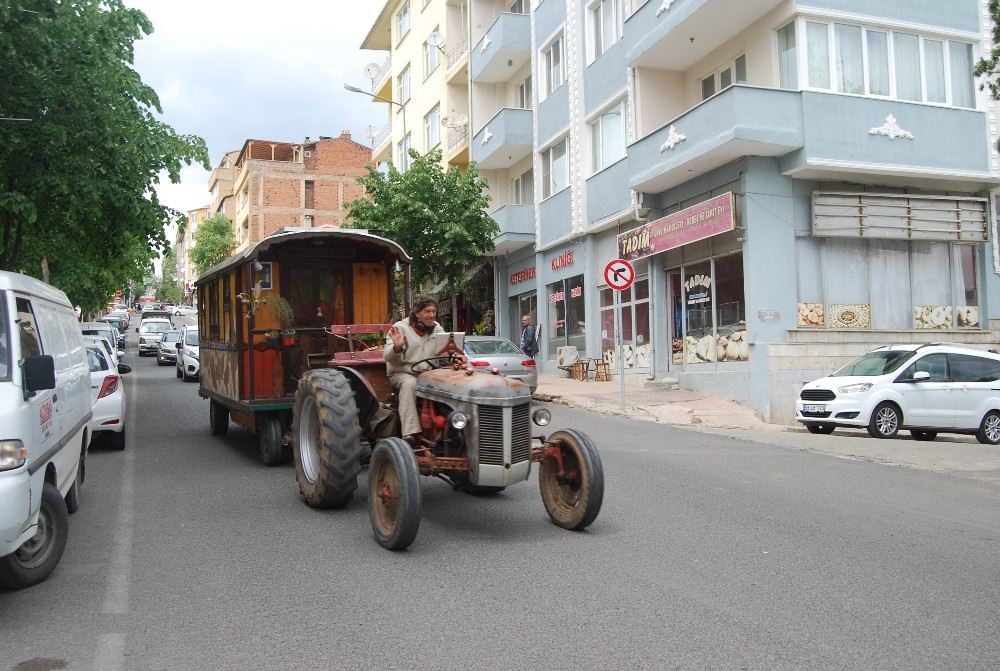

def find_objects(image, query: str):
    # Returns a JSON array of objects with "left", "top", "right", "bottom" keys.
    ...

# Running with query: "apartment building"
[
  {"left": 178, "top": 205, "right": 209, "bottom": 302},
  {"left": 230, "top": 132, "right": 372, "bottom": 250},
  {"left": 362, "top": 0, "right": 472, "bottom": 170},
  {"left": 475, "top": 0, "right": 1000, "bottom": 424},
  {"left": 208, "top": 151, "right": 240, "bottom": 222}
]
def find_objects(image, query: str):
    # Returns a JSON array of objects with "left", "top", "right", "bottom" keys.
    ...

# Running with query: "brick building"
[{"left": 231, "top": 132, "right": 372, "bottom": 250}]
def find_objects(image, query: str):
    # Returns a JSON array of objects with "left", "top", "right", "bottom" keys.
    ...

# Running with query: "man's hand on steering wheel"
[{"left": 408, "top": 352, "right": 468, "bottom": 374}]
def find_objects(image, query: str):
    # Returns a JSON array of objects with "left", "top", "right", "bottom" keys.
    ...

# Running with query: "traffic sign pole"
[
  {"left": 604, "top": 259, "right": 635, "bottom": 408},
  {"left": 615, "top": 287, "right": 624, "bottom": 407}
]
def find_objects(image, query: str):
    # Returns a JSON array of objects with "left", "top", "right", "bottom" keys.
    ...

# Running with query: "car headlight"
[
  {"left": 0, "top": 440, "right": 27, "bottom": 471},
  {"left": 838, "top": 383, "right": 873, "bottom": 394},
  {"left": 532, "top": 408, "right": 551, "bottom": 426},
  {"left": 448, "top": 411, "right": 468, "bottom": 429}
]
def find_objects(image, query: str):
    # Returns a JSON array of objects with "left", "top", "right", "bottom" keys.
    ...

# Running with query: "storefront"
[
  {"left": 507, "top": 261, "right": 537, "bottom": 347},
  {"left": 543, "top": 247, "right": 586, "bottom": 357}
]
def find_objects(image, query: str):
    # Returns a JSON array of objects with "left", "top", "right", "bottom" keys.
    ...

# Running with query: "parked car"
[
  {"left": 108, "top": 308, "right": 129, "bottom": 328},
  {"left": 796, "top": 343, "right": 1000, "bottom": 444},
  {"left": 463, "top": 335, "right": 538, "bottom": 392},
  {"left": 172, "top": 305, "right": 196, "bottom": 317},
  {"left": 176, "top": 325, "right": 199, "bottom": 381},
  {"left": 157, "top": 331, "right": 181, "bottom": 365},
  {"left": 85, "top": 344, "right": 130, "bottom": 450},
  {"left": 0, "top": 270, "right": 91, "bottom": 589},
  {"left": 137, "top": 318, "right": 172, "bottom": 356},
  {"left": 80, "top": 321, "right": 122, "bottom": 361}
]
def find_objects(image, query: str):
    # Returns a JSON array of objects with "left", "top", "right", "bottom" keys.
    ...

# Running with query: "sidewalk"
[{"left": 533, "top": 371, "right": 781, "bottom": 431}]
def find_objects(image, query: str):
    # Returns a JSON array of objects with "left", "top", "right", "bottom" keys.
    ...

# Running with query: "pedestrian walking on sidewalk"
[{"left": 520, "top": 314, "right": 538, "bottom": 358}]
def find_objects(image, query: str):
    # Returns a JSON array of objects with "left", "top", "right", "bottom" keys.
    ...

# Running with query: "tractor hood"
[{"left": 417, "top": 368, "right": 531, "bottom": 406}]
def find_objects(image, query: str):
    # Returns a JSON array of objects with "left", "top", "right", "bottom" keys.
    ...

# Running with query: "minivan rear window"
[{"left": 832, "top": 350, "right": 914, "bottom": 377}]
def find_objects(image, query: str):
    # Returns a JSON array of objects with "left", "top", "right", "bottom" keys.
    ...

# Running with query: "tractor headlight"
[
  {"left": 532, "top": 408, "right": 551, "bottom": 426},
  {"left": 449, "top": 411, "right": 469, "bottom": 430}
]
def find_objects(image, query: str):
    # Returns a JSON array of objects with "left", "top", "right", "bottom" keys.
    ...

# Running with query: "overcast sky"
[{"left": 126, "top": 1, "right": 385, "bottom": 215}]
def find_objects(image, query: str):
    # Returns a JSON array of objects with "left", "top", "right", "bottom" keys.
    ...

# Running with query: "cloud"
[{"left": 125, "top": 0, "right": 386, "bottom": 213}]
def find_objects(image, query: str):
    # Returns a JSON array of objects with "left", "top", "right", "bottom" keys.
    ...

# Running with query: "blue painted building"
[{"left": 471, "top": 0, "right": 1000, "bottom": 424}]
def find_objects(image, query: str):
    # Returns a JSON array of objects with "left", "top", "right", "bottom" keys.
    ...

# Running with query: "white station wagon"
[{"left": 796, "top": 343, "right": 1000, "bottom": 444}]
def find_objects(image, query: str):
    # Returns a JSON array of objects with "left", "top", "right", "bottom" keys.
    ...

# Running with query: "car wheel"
[
  {"left": 368, "top": 437, "right": 422, "bottom": 551},
  {"left": 0, "top": 482, "right": 69, "bottom": 590},
  {"left": 975, "top": 410, "right": 1000, "bottom": 445},
  {"left": 806, "top": 424, "right": 835, "bottom": 435},
  {"left": 867, "top": 402, "right": 901, "bottom": 439},
  {"left": 910, "top": 430, "right": 937, "bottom": 442}
]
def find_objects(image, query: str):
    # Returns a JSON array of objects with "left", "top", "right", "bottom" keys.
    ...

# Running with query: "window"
[
  {"left": 600, "top": 278, "right": 651, "bottom": 369},
  {"left": 547, "top": 275, "right": 585, "bottom": 353},
  {"left": 424, "top": 104, "right": 441, "bottom": 150},
  {"left": 542, "top": 34, "right": 565, "bottom": 98},
  {"left": 509, "top": 0, "right": 528, "bottom": 13},
  {"left": 396, "top": 1, "right": 410, "bottom": 43},
  {"left": 590, "top": 0, "right": 623, "bottom": 61},
  {"left": 397, "top": 133, "right": 412, "bottom": 171},
  {"left": 87, "top": 346, "right": 108, "bottom": 373},
  {"left": 591, "top": 100, "right": 625, "bottom": 172},
  {"left": 424, "top": 29, "right": 440, "bottom": 78},
  {"left": 701, "top": 55, "right": 746, "bottom": 100},
  {"left": 0, "top": 295, "right": 8, "bottom": 380},
  {"left": 398, "top": 65, "right": 411, "bottom": 104},
  {"left": 15, "top": 297, "right": 41, "bottom": 360},
  {"left": 792, "top": 20, "right": 976, "bottom": 107},
  {"left": 949, "top": 353, "right": 1000, "bottom": 383},
  {"left": 304, "top": 180, "right": 314, "bottom": 209},
  {"left": 513, "top": 169, "right": 534, "bottom": 205},
  {"left": 541, "top": 138, "right": 568, "bottom": 199},
  {"left": 777, "top": 22, "right": 798, "bottom": 89},
  {"left": 517, "top": 76, "right": 532, "bottom": 109},
  {"left": 668, "top": 253, "right": 748, "bottom": 365}
]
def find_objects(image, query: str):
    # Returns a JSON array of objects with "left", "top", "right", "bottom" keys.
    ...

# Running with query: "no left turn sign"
[{"left": 604, "top": 259, "right": 635, "bottom": 291}]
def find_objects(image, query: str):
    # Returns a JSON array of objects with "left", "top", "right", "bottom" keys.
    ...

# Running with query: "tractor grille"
[
  {"left": 478, "top": 406, "right": 504, "bottom": 465},
  {"left": 800, "top": 389, "right": 836, "bottom": 401},
  {"left": 511, "top": 404, "right": 531, "bottom": 464}
]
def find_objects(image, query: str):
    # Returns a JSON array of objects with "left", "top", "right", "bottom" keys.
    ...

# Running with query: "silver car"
[
  {"left": 463, "top": 336, "right": 538, "bottom": 392},
  {"left": 157, "top": 330, "right": 181, "bottom": 365}
]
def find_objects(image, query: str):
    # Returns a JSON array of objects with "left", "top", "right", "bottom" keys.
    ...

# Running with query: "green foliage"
[
  {"left": 190, "top": 215, "right": 235, "bottom": 275},
  {"left": 346, "top": 149, "right": 498, "bottom": 295},
  {"left": 0, "top": 0, "right": 209, "bottom": 312},
  {"left": 267, "top": 296, "right": 296, "bottom": 331},
  {"left": 977, "top": 0, "right": 1000, "bottom": 150},
  {"left": 156, "top": 248, "right": 183, "bottom": 305}
]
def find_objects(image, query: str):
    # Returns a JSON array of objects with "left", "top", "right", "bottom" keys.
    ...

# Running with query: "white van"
[{"left": 0, "top": 271, "right": 92, "bottom": 589}]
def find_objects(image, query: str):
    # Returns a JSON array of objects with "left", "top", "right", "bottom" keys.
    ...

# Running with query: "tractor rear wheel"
[
  {"left": 539, "top": 429, "right": 604, "bottom": 531},
  {"left": 368, "top": 437, "right": 421, "bottom": 551},
  {"left": 292, "top": 370, "right": 364, "bottom": 508}
]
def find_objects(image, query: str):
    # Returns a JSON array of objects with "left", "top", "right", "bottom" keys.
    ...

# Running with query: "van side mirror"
[
  {"left": 24, "top": 355, "right": 56, "bottom": 393},
  {"left": 911, "top": 371, "right": 931, "bottom": 382},
  {"left": 117, "top": 363, "right": 132, "bottom": 375}
]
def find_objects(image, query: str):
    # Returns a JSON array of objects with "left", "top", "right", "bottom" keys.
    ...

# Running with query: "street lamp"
[{"left": 343, "top": 83, "right": 407, "bottom": 165}]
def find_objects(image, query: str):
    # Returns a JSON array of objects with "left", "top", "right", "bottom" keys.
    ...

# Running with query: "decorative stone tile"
[
  {"left": 797, "top": 303, "right": 825, "bottom": 327},
  {"left": 914, "top": 305, "right": 953, "bottom": 329},
  {"left": 829, "top": 303, "right": 871, "bottom": 329},
  {"left": 956, "top": 306, "right": 980, "bottom": 328}
]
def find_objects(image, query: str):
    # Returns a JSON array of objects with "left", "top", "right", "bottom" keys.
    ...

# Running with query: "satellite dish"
[
  {"left": 363, "top": 62, "right": 382, "bottom": 81},
  {"left": 427, "top": 30, "right": 444, "bottom": 47},
  {"left": 364, "top": 125, "right": 378, "bottom": 140}
]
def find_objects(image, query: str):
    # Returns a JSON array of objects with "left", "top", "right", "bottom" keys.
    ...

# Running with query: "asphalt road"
[{"left": 2, "top": 327, "right": 999, "bottom": 670}]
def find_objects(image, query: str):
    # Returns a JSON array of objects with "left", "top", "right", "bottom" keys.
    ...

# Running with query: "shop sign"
[
  {"left": 550, "top": 250, "right": 575, "bottom": 271},
  {"left": 509, "top": 265, "right": 535, "bottom": 285},
  {"left": 618, "top": 192, "right": 735, "bottom": 262},
  {"left": 685, "top": 274, "right": 712, "bottom": 305}
]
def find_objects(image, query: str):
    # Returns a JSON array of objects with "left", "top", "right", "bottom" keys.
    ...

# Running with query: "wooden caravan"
[{"left": 194, "top": 227, "right": 411, "bottom": 464}]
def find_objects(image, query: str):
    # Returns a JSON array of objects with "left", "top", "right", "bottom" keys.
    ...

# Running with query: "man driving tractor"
[{"left": 385, "top": 297, "right": 465, "bottom": 443}]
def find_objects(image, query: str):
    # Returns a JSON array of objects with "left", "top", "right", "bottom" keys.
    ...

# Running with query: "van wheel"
[
  {"left": 257, "top": 414, "right": 285, "bottom": 467},
  {"left": 975, "top": 410, "right": 1000, "bottom": 445},
  {"left": 910, "top": 430, "right": 937, "bottom": 442},
  {"left": 292, "top": 370, "right": 363, "bottom": 508},
  {"left": 0, "top": 483, "right": 69, "bottom": 590},
  {"left": 65, "top": 456, "right": 83, "bottom": 514},
  {"left": 867, "top": 402, "right": 900, "bottom": 439},
  {"left": 209, "top": 400, "right": 229, "bottom": 436},
  {"left": 806, "top": 424, "right": 835, "bottom": 435}
]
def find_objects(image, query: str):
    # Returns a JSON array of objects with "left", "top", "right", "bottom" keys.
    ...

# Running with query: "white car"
[
  {"left": 177, "top": 325, "right": 199, "bottom": 381},
  {"left": 172, "top": 305, "right": 197, "bottom": 316},
  {"left": 85, "top": 344, "right": 130, "bottom": 450},
  {"left": 137, "top": 318, "right": 172, "bottom": 356},
  {"left": 796, "top": 343, "right": 1000, "bottom": 444}
]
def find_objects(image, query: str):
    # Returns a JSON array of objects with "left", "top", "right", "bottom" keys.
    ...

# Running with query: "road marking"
[{"left": 93, "top": 633, "right": 126, "bottom": 671}]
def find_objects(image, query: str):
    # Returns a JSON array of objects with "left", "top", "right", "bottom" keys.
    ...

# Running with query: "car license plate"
[{"left": 803, "top": 404, "right": 826, "bottom": 413}]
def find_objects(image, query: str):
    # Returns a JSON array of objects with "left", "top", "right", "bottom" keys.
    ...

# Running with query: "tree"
[
  {"left": 0, "top": 0, "right": 208, "bottom": 312},
  {"left": 977, "top": 1, "right": 1000, "bottom": 150},
  {"left": 347, "top": 149, "right": 498, "bottom": 296},
  {"left": 190, "top": 215, "right": 235, "bottom": 275},
  {"left": 156, "top": 247, "right": 183, "bottom": 305}
]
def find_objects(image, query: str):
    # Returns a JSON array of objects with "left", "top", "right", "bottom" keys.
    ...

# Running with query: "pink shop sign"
[{"left": 618, "top": 192, "right": 736, "bottom": 262}]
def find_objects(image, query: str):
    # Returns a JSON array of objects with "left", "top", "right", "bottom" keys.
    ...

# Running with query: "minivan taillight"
[
  {"left": 521, "top": 359, "right": 536, "bottom": 367},
  {"left": 97, "top": 375, "right": 119, "bottom": 399}
]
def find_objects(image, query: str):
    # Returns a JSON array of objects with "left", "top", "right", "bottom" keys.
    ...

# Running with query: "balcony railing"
[
  {"left": 447, "top": 37, "right": 468, "bottom": 70},
  {"left": 447, "top": 126, "right": 469, "bottom": 152},
  {"left": 372, "top": 123, "right": 391, "bottom": 150}
]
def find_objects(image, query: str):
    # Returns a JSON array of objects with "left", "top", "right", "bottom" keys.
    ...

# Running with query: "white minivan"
[{"left": 0, "top": 271, "right": 92, "bottom": 589}]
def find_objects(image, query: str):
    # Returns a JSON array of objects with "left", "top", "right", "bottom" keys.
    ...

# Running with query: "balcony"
[
  {"left": 471, "top": 12, "right": 530, "bottom": 83},
  {"left": 372, "top": 55, "right": 391, "bottom": 101},
  {"left": 446, "top": 37, "right": 469, "bottom": 85},
  {"left": 472, "top": 108, "right": 533, "bottom": 170},
  {"left": 445, "top": 126, "right": 469, "bottom": 166},
  {"left": 628, "top": 85, "right": 803, "bottom": 193},
  {"left": 624, "top": 0, "right": 783, "bottom": 69},
  {"left": 372, "top": 123, "right": 392, "bottom": 164},
  {"left": 490, "top": 204, "right": 535, "bottom": 255},
  {"left": 586, "top": 157, "right": 631, "bottom": 227}
]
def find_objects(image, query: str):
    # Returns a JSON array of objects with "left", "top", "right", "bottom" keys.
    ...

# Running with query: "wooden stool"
[
  {"left": 572, "top": 360, "right": 589, "bottom": 381},
  {"left": 593, "top": 361, "right": 611, "bottom": 382}
]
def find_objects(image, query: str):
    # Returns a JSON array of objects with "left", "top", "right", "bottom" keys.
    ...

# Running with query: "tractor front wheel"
[
  {"left": 539, "top": 429, "right": 604, "bottom": 531},
  {"left": 368, "top": 437, "right": 421, "bottom": 551}
]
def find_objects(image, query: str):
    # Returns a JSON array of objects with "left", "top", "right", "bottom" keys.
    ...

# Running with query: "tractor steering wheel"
[{"left": 409, "top": 353, "right": 460, "bottom": 374}]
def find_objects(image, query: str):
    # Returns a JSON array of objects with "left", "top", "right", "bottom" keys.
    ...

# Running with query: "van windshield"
[
  {"left": 0, "top": 293, "right": 8, "bottom": 380},
  {"left": 831, "top": 350, "right": 914, "bottom": 377},
  {"left": 185, "top": 330, "right": 199, "bottom": 346}
]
